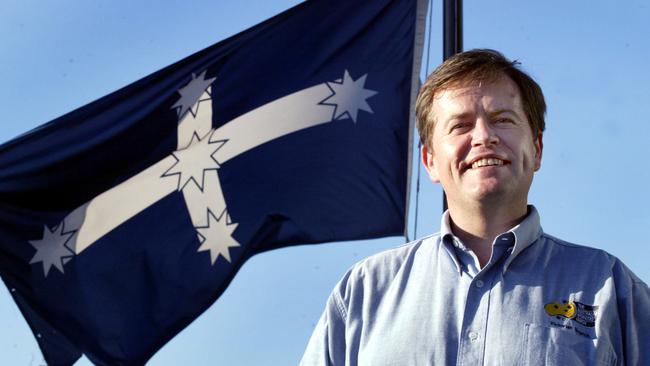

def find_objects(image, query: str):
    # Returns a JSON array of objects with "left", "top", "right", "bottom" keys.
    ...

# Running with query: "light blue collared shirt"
[{"left": 301, "top": 206, "right": 650, "bottom": 365}]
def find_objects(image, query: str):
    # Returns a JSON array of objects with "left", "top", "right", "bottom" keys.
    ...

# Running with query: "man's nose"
[{"left": 471, "top": 119, "right": 499, "bottom": 147}]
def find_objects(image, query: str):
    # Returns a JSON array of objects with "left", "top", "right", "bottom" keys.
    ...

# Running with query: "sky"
[{"left": 1, "top": 0, "right": 649, "bottom": 365}]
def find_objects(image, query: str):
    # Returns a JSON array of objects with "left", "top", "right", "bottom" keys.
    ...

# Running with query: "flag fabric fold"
[{"left": 0, "top": 0, "right": 425, "bottom": 364}]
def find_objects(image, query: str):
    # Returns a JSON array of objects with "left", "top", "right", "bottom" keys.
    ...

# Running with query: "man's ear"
[
  {"left": 533, "top": 132, "right": 543, "bottom": 171},
  {"left": 421, "top": 144, "right": 440, "bottom": 183}
]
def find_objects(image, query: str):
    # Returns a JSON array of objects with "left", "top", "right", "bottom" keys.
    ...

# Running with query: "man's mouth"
[{"left": 471, "top": 158, "right": 505, "bottom": 169}]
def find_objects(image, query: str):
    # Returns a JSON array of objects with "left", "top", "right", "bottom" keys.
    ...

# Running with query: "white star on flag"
[
  {"left": 163, "top": 133, "right": 225, "bottom": 191},
  {"left": 29, "top": 224, "right": 75, "bottom": 276},
  {"left": 171, "top": 70, "right": 216, "bottom": 119},
  {"left": 322, "top": 70, "right": 377, "bottom": 122},
  {"left": 196, "top": 209, "right": 240, "bottom": 264}
]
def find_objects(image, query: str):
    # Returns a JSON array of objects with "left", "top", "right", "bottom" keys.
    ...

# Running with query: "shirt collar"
[
  {"left": 501, "top": 205, "right": 543, "bottom": 273},
  {"left": 439, "top": 205, "right": 543, "bottom": 274},
  {"left": 440, "top": 211, "right": 463, "bottom": 274}
]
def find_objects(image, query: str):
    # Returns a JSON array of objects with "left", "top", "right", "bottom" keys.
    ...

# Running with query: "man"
[{"left": 301, "top": 49, "right": 650, "bottom": 365}]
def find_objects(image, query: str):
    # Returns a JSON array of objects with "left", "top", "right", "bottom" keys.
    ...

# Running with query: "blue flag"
[{"left": 0, "top": 0, "right": 426, "bottom": 364}]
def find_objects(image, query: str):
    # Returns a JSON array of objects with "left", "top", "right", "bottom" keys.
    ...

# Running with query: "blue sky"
[{"left": 1, "top": 1, "right": 648, "bottom": 365}]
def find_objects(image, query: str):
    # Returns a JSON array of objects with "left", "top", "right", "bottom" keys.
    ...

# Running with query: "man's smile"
[
  {"left": 459, "top": 155, "right": 511, "bottom": 173},
  {"left": 471, "top": 157, "right": 506, "bottom": 169}
]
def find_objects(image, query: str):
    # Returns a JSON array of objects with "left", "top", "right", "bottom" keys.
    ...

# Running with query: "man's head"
[
  {"left": 417, "top": 49, "right": 545, "bottom": 210},
  {"left": 416, "top": 49, "right": 546, "bottom": 151}
]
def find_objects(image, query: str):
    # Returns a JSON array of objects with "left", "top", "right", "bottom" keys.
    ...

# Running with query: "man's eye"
[
  {"left": 495, "top": 118, "right": 513, "bottom": 124},
  {"left": 450, "top": 122, "right": 470, "bottom": 131}
]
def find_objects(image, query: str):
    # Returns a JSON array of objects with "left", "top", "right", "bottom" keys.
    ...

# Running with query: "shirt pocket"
[{"left": 523, "top": 323, "right": 616, "bottom": 366}]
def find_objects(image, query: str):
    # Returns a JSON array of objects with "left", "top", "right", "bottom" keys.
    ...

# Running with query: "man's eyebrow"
[
  {"left": 446, "top": 112, "right": 474, "bottom": 123},
  {"left": 488, "top": 108, "right": 520, "bottom": 118}
]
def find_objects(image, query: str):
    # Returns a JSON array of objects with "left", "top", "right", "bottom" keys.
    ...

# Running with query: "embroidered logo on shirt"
[{"left": 544, "top": 300, "right": 598, "bottom": 327}]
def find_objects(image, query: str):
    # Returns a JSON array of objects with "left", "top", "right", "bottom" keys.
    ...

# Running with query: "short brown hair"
[{"left": 415, "top": 49, "right": 546, "bottom": 149}]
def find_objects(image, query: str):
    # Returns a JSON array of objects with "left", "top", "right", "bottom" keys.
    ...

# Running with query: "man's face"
[{"left": 421, "top": 76, "right": 543, "bottom": 208}]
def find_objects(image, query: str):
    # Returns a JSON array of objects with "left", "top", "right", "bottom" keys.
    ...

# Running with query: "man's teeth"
[{"left": 471, "top": 158, "right": 504, "bottom": 169}]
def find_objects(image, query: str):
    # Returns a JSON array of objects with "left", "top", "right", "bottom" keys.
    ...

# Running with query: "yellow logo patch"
[
  {"left": 544, "top": 299, "right": 598, "bottom": 328},
  {"left": 544, "top": 301, "right": 576, "bottom": 319}
]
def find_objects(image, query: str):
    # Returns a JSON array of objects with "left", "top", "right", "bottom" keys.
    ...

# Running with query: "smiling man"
[{"left": 301, "top": 49, "right": 649, "bottom": 365}]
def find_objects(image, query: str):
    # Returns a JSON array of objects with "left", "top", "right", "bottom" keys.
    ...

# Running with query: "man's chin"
[{"left": 464, "top": 185, "right": 508, "bottom": 203}]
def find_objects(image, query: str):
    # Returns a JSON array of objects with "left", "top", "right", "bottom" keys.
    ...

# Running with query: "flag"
[{"left": 0, "top": 0, "right": 426, "bottom": 364}]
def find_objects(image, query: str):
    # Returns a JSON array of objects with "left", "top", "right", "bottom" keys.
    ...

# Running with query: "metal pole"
[
  {"left": 443, "top": 0, "right": 463, "bottom": 60},
  {"left": 442, "top": 0, "right": 462, "bottom": 212}
]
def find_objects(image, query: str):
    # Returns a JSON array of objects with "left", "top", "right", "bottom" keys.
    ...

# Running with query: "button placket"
[{"left": 457, "top": 268, "right": 499, "bottom": 366}]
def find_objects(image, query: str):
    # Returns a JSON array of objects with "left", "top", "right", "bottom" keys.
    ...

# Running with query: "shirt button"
[
  {"left": 475, "top": 280, "right": 484, "bottom": 288},
  {"left": 469, "top": 331, "right": 479, "bottom": 341}
]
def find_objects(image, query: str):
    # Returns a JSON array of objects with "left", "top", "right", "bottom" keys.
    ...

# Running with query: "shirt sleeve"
[
  {"left": 300, "top": 279, "right": 350, "bottom": 366},
  {"left": 614, "top": 261, "right": 650, "bottom": 364},
  {"left": 618, "top": 280, "right": 650, "bottom": 364}
]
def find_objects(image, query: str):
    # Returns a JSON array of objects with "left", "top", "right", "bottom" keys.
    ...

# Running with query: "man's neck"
[{"left": 447, "top": 201, "right": 528, "bottom": 268}]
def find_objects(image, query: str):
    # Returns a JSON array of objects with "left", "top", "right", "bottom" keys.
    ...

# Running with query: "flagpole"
[
  {"left": 406, "top": 0, "right": 430, "bottom": 242},
  {"left": 443, "top": 0, "right": 463, "bottom": 60},
  {"left": 442, "top": 0, "right": 463, "bottom": 212}
]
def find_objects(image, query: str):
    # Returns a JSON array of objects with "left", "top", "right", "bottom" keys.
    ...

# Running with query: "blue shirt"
[{"left": 300, "top": 207, "right": 650, "bottom": 365}]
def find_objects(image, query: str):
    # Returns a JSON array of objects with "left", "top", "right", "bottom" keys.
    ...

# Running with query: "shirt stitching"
[{"left": 333, "top": 289, "right": 348, "bottom": 320}]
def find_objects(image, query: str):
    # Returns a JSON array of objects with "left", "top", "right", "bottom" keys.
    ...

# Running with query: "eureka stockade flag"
[{"left": 0, "top": 0, "right": 426, "bottom": 364}]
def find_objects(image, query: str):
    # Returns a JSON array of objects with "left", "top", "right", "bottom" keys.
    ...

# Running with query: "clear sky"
[{"left": 1, "top": 0, "right": 648, "bottom": 365}]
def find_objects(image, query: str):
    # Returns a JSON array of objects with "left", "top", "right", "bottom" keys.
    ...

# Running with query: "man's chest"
[{"left": 351, "top": 261, "right": 618, "bottom": 366}]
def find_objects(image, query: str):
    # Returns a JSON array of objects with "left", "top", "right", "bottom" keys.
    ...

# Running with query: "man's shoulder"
[
  {"left": 540, "top": 232, "right": 615, "bottom": 256},
  {"left": 336, "top": 233, "right": 441, "bottom": 290},
  {"left": 537, "top": 232, "right": 647, "bottom": 288},
  {"left": 354, "top": 233, "right": 439, "bottom": 270},
  {"left": 535, "top": 232, "right": 623, "bottom": 269}
]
